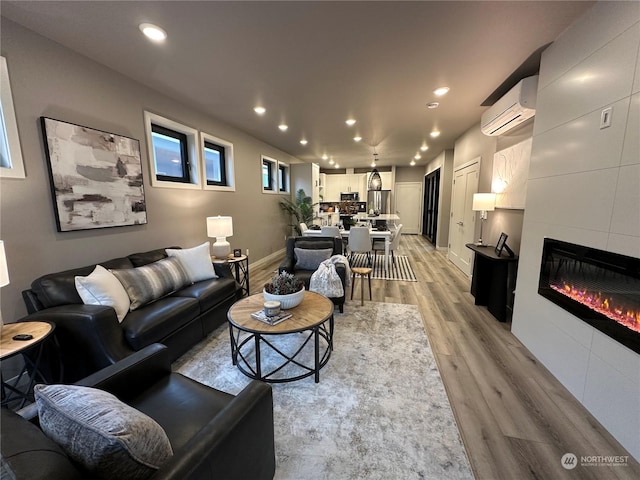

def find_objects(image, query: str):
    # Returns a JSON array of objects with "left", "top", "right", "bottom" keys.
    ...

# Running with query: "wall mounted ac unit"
[{"left": 481, "top": 75, "right": 539, "bottom": 136}]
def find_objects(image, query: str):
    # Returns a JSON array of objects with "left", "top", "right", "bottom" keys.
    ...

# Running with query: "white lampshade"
[
  {"left": 0, "top": 241, "right": 9, "bottom": 287},
  {"left": 472, "top": 193, "right": 496, "bottom": 212},
  {"left": 207, "top": 216, "right": 233, "bottom": 258}
]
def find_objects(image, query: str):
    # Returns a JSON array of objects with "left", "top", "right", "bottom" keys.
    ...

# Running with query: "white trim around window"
[
  {"left": 261, "top": 155, "right": 278, "bottom": 194},
  {"left": 201, "top": 132, "right": 235, "bottom": 192},
  {"left": 143, "top": 111, "right": 200, "bottom": 189},
  {"left": 0, "top": 56, "right": 25, "bottom": 179}
]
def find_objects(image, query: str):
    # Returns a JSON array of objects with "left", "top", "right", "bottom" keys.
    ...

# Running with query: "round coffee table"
[{"left": 227, "top": 291, "right": 334, "bottom": 383}]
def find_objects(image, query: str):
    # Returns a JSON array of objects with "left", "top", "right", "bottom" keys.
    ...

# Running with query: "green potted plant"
[
  {"left": 279, "top": 189, "right": 317, "bottom": 235},
  {"left": 263, "top": 271, "right": 305, "bottom": 309}
]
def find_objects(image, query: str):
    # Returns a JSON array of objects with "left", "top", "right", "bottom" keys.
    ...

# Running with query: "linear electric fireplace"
[{"left": 538, "top": 238, "right": 640, "bottom": 354}]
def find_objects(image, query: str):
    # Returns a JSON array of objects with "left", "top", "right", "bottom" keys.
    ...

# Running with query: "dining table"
[{"left": 302, "top": 227, "right": 393, "bottom": 270}]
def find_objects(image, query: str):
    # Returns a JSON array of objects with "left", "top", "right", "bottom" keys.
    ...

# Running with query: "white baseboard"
[{"left": 249, "top": 248, "right": 285, "bottom": 271}]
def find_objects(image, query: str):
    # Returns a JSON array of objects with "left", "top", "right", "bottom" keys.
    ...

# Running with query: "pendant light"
[{"left": 368, "top": 149, "right": 382, "bottom": 191}]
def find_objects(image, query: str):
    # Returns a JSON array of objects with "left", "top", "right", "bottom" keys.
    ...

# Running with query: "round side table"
[
  {"left": 212, "top": 254, "right": 250, "bottom": 297},
  {"left": 1, "top": 321, "right": 55, "bottom": 408}
]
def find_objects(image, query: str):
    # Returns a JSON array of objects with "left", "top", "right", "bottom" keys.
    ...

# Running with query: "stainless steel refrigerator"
[{"left": 367, "top": 190, "right": 391, "bottom": 214}]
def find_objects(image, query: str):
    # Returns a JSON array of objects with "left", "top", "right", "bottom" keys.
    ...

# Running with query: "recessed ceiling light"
[
  {"left": 433, "top": 87, "right": 450, "bottom": 97},
  {"left": 345, "top": 118, "right": 356, "bottom": 126},
  {"left": 430, "top": 130, "right": 441, "bottom": 138},
  {"left": 322, "top": 154, "right": 329, "bottom": 161},
  {"left": 329, "top": 159, "right": 334, "bottom": 165},
  {"left": 371, "top": 162, "right": 376, "bottom": 168},
  {"left": 426, "top": 102, "right": 439, "bottom": 109},
  {"left": 420, "top": 145, "right": 429, "bottom": 151},
  {"left": 410, "top": 160, "right": 416, "bottom": 166},
  {"left": 335, "top": 164, "right": 340, "bottom": 168},
  {"left": 254, "top": 106, "right": 266, "bottom": 115},
  {"left": 414, "top": 154, "right": 421, "bottom": 160},
  {"left": 278, "top": 124, "right": 288, "bottom": 132},
  {"left": 353, "top": 136, "right": 362, "bottom": 142},
  {"left": 300, "top": 139, "right": 308, "bottom": 145},
  {"left": 139, "top": 23, "right": 167, "bottom": 42}
]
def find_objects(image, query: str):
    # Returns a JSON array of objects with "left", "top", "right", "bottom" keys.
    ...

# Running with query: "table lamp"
[
  {"left": 0, "top": 241, "right": 9, "bottom": 329},
  {"left": 472, "top": 193, "right": 496, "bottom": 246},
  {"left": 207, "top": 216, "right": 233, "bottom": 258}
]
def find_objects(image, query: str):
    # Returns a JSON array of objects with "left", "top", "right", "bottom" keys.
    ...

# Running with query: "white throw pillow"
[
  {"left": 75, "top": 265, "right": 130, "bottom": 322},
  {"left": 166, "top": 242, "right": 218, "bottom": 283}
]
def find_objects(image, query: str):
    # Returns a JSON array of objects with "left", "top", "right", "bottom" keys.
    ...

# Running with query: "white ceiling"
[{"left": 1, "top": 1, "right": 593, "bottom": 169}]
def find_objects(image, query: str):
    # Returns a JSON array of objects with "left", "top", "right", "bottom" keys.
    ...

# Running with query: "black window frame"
[
  {"left": 263, "top": 159, "right": 274, "bottom": 191},
  {"left": 278, "top": 164, "right": 288, "bottom": 192},
  {"left": 203, "top": 140, "right": 227, "bottom": 187},
  {"left": 151, "top": 123, "right": 190, "bottom": 183}
]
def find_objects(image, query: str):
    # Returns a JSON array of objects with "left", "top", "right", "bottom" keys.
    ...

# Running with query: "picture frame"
[
  {"left": 233, "top": 248, "right": 242, "bottom": 257},
  {"left": 495, "top": 233, "right": 508, "bottom": 257},
  {"left": 40, "top": 117, "right": 147, "bottom": 232}
]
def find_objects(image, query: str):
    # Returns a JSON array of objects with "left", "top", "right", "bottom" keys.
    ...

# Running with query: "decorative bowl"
[{"left": 263, "top": 287, "right": 305, "bottom": 309}]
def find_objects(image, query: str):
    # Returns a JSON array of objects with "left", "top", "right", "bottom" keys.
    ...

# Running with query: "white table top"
[
  {"left": 303, "top": 228, "right": 391, "bottom": 238},
  {"left": 354, "top": 213, "right": 400, "bottom": 222}
]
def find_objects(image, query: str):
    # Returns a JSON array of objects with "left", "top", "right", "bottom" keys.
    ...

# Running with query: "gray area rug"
[
  {"left": 174, "top": 301, "right": 473, "bottom": 480},
  {"left": 350, "top": 253, "right": 418, "bottom": 281}
]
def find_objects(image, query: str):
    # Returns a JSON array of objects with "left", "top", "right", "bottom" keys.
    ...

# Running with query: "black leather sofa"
[
  {"left": 21, "top": 247, "right": 241, "bottom": 383},
  {"left": 278, "top": 236, "right": 347, "bottom": 312},
  {"left": 0, "top": 343, "right": 276, "bottom": 480}
]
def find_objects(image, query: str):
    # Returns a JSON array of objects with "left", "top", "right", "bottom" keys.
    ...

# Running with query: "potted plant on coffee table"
[{"left": 263, "top": 272, "right": 305, "bottom": 309}]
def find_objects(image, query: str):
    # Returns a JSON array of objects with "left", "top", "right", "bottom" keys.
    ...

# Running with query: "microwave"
[{"left": 340, "top": 192, "right": 359, "bottom": 201}]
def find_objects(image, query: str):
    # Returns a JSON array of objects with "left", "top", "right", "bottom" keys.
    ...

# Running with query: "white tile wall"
[
  {"left": 538, "top": 2, "right": 640, "bottom": 90},
  {"left": 535, "top": 26, "right": 639, "bottom": 136},
  {"left": 621, "top": 92, "right": 640, "bottom": 166},
  {"left": 513, "top": 3, "right": 640, "bottom": 460},
  {"left": 610, "top": 164, "right": 640, "bottom": 237},
  {"left": 529, "top": 97, "right": 629, "bottom": 179}
]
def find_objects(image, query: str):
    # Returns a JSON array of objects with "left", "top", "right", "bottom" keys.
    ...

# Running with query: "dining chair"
[
  {"left": 373, "top": 223, "right": 403, "bottom": 266},
  {"left": 299, "top": 222, "right": 309, "bottom": 233},
  {"left": 347, "top": 226, "right": 372, "bottom": 266},
  {"left": 320, "top": 226, "right": 341, "bottom": 238}
]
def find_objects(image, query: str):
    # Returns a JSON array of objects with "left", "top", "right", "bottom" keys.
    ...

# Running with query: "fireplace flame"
[{"left": 551, "top": 282, "right": 640, "bottom": 334}]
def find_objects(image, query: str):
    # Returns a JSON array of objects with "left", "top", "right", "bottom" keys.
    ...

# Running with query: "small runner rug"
[
  {"left": 349, "top": 253, "right": 418, "bottom": 281},
  {"left": 174, "top": 302, "right": 472, "bottom": 480}
]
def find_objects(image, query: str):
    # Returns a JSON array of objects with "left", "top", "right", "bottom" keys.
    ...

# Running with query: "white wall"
[
  {"left": 512, "top": 2, "right": 640, "bottom": 459},
  {"left": 0, "top": 19, "right": 300, "bottom": 322}
]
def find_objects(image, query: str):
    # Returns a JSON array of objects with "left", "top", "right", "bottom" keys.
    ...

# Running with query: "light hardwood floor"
[{"left": 250, "top": 234, "right": 640, "bottom": 479}]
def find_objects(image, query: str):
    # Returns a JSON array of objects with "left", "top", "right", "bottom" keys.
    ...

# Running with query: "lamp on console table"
[
  {"left": 472, "top": 193, "right": 496, "bottom": 246},
  {"left": 207, "top": 216, "right": 233, "bottom": 258},
  {"left": 0, "top": 241, "right": 9, "bottom": 329}
]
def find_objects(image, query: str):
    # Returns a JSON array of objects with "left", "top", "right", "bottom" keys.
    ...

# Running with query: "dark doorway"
[{"left": 422, "top": 169, "right": 440, "bottom": 244}]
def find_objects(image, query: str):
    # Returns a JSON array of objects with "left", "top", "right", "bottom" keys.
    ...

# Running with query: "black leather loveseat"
[
  {"left": 279, "top": 236, "right": 347, "bottom": 312},
  {"left": 21, "top": 247, "right": 241, "bottom": 383},
  {"left": 0, "top": 343, "right": 276, "bottom": 480}
]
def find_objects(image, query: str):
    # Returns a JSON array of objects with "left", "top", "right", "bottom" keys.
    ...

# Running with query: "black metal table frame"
[
  {"left": 228, "top": 315, "right": 334, "bottom": 383},
  {"left": 229, "top": 256, "right": 250, "bottom": 297},
  {"left": 1, "top": 323, "right": 57, "bottom": 409}
]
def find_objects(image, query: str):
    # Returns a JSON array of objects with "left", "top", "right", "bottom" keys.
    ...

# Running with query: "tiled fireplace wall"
[{"left": 512, "top": 2, "right": 640, "bottom": 460}]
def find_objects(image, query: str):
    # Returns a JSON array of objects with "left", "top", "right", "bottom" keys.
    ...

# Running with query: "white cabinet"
[{"left": 291, "top": 163, "right": 320, "bottom": 206}]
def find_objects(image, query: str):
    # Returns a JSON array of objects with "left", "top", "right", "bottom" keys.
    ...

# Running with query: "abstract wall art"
[
  {"left": 491, "top": 137, "right": 532, "bottom": 209},
  {"left": 41, "top": 117, "right": 147, "bottom": 232}
]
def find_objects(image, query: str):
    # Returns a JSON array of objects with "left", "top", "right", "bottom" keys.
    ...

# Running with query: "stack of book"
[{"left": 250, "top": 309, "right": 292, "bottom": 326}]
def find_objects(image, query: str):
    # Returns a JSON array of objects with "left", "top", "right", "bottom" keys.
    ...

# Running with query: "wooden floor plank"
[{"left": 249, "top": 235, "right": 640, "bottom": 479}]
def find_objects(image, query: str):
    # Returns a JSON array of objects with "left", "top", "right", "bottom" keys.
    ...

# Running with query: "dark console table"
[{"left": 466, "top": 244, "right": 518, "bottom": 322}]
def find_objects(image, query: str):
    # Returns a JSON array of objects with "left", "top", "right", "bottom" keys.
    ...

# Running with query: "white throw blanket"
[{"left": 309, "top": 255, "right": 351, "bottom": 298}]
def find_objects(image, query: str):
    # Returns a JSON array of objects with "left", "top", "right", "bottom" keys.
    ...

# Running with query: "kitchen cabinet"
[
  {"left": 324, "top": 173, "right": 365, "bottom": 201},
  {"left": 291, "top": 163, "right": 320, "bottom": 208}
]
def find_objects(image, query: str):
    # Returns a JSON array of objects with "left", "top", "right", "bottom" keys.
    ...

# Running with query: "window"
[
  {"left": 144, "top": 111, "right": 199, "bottom": 189},
  {"left": 262, "top": 156, "right": 276, "bottom": 192},
  {"left": 0, "top": 57, "right": 25, "bottom": 179},
  {"left": 151, "top": 124, "right": 189, "bottom": 183},
  {"left": 201, "top": 132, "right": 235, "bottom": 191},
  {"left": 278, "top": 163, "right": 289, "bottom": 193}
]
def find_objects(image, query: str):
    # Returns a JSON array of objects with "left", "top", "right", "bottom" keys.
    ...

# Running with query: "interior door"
[
  {"left": 422, "top": 169, "right": 440, "bottom": 244},
  {"left": 395, "top": 182, "right": 422, "bottom": 234},
  {"left": 448, "top": 161, "right": 479, "bottom": 276}
]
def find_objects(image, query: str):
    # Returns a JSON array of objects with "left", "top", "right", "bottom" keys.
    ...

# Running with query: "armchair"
[
  {"left": 1, "top": 344, "right": 275, "bottom": 480},
  {"left": 279, "top": 236, "right": 347, "bottom": 312}
]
